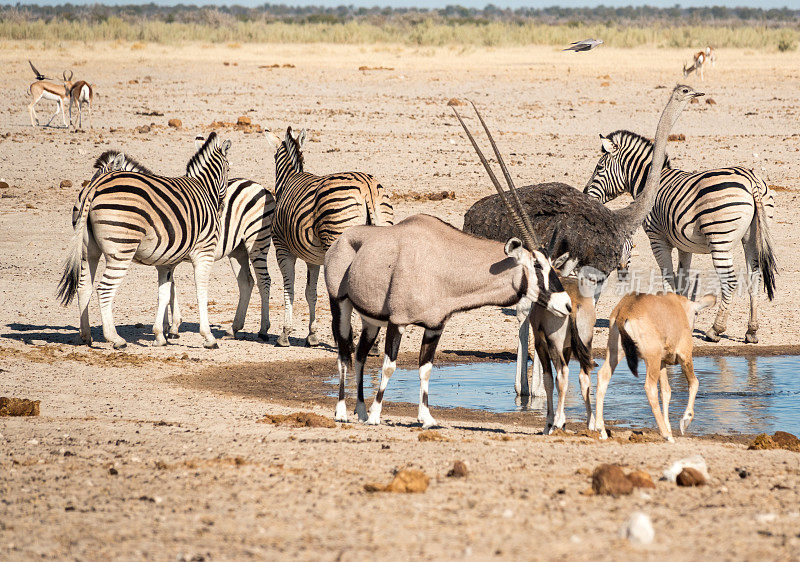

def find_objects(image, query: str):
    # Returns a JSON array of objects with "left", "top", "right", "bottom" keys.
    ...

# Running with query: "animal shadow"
[{"left": 3, "top": 322, "right": 228, "bottom": 348}]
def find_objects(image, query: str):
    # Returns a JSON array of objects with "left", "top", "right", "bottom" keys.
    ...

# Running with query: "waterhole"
[{"left": 339, "top": 355, "right": 800, "bottom": 435}]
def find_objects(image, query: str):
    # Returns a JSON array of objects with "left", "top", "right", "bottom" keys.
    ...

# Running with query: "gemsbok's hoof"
[
  {"left": 153, "top": 337, "right": 168, "bottom": 347},
  {"left": 257, "top": 332, "right": 269, "bottom": 343},
  {"left": 355, "top": 401, "right": 368, "bottom": 422},
  {"left": 166, "top": 333, "right": 180, "bottom": 340},
  {"left": 112, "top": 341, "right": 127, "bottom": 350},
  {"left": 745, "top": 332, "right": 758, "bottom": 344},
  {"left": 203, "top": 340, "right": 219, "bottom": 349},
  {"left": 305, "top": 333, "right": 319, "bottom": 347},
  {"left": 276, "top": 333, "right": 290, "bottom": 347},
  {"left": 334, "top": 401, "right": 348, "bottom": 423}
]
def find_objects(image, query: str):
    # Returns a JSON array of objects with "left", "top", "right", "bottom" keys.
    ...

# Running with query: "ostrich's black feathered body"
[{"left": 462, "top": 182, "right": 626, "bottom": 275}]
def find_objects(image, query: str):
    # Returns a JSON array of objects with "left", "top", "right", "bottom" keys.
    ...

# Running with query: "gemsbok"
[
  {"left": 324, "top": 104, "right": 572, "bottom": 428},
  {"left": 594, "top": 291, "right": 716, "bottom": 442}
]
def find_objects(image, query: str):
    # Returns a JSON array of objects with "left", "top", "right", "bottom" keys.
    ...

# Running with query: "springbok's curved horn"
[
  {"left": 452, "top": 106, "right": 539, "bottom": 254},
  {"left": 469, "top": 101, "right": 540, "bottom": 250},
  {"left": 63, "top": 69, "right": 73, "bottom": 82}
]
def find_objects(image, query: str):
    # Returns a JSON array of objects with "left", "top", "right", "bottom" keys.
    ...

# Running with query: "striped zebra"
[
  {"left": 585, "top": 129, "right": 776, "bottom": 343},
  {"left": 58, "top": 133, "right": 232, "bottom": 349},
  {"left": 73, "top": 140, "right": 275, "bottom": 341},
  {"left": 265, "top": 127, "right": 394, "bottom": 347}
]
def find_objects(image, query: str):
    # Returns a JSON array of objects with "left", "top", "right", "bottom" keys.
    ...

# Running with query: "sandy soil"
[{"left": 1, "top": 43, "right": 799, "bottom": 559}]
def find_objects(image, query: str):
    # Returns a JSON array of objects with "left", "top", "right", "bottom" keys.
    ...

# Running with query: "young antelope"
[{"left": 594, "top": 291, "right": 716, "bottom": 442}]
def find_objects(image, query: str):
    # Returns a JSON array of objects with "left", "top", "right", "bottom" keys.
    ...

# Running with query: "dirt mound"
[
  {"left": 0, "top": 397, "right": 40, "bottom": 416},
  {"left": 365, "top": 469, "right": 430, "bottom": 493},
  {"left": 259, "top": 412, "right": 335, "bottom": 428},
  {"left": 748, "top": 432, "right": 800, "bottom": 452}
]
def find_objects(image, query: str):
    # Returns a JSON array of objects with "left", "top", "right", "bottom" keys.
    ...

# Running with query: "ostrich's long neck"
[{"left": 616, "top": 97, "right": 684, "bottom": 237}]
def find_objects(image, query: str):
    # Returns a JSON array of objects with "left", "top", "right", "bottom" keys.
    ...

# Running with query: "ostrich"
[{"left": 460, "top": 85, "right": 704, "bottom": 398}]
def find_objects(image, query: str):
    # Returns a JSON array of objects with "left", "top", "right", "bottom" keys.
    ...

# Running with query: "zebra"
[
  {"left": 265, "top": 127, "right": 394, "bottom": 347},
  {"left": 58, "top": 132, "right": 232, "bottom": 349},
  {"left": 584, "top": 129, "right": 776, "bottom": 343},
  {"left": 72, "top": 141, "right": 275, "bottom": 342}
]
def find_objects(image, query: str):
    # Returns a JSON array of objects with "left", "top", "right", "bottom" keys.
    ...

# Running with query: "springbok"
[
  {"left": 69, "top": 80, "right": 94, "bottom": 130},
  {"left": 594, "top": 291, "right": 716, "bottom": 442},
  {"left": 324, "top": 107, "right": 572, "bottom": 428},
  {"left": 28, "top": 70, "right": 73, "bottom": 128},
  {"left": 683, "top": 49, "right": 713, "bottom": 81}
]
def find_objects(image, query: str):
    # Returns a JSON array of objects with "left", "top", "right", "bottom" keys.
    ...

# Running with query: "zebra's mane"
[
  {"left": 93, "top": 150, "right": 153, "bottom": 175},
  {"left": 284, "top": 128, "right": 304, "bottom": 173},
  {"left": 606, "top": 129, "right": 672, "bottom": 169},
  {"left": 186, "top": 132, "right": 219, "bottom": 178}
]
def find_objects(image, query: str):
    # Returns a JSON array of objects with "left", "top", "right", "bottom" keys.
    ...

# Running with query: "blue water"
[{"left": 343, "top": 355, "right": 800, "bottom": 435}]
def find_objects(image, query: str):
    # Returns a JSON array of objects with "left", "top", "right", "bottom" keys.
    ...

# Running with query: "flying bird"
[
  {"left": 563, "top": 39, "right": 604, "bottom": 52},
  {"left": 28, "top": 60, "right": 50, "bottom": 81}
]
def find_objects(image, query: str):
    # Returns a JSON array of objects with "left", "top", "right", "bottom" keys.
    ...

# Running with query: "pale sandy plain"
[{"left": 0, "top": 42, "right": 799, "bottom": 559}]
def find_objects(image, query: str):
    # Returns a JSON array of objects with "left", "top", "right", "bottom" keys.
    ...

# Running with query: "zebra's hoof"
[
  {"left": 167, "top": 333, "right": 180, "bottom": 340},
  {"left": 203, "top": 340, "right": 219, "bottom": 349},
  {"left": 276, "top": 334, "right": 290, "bottom": 347},
  {"left": 745, "top": 332, "right": 758, "bottom": 344},
  {"left": 704, "top": 328, "right": 721, "bottom": 342},
  {"left": 257, "top": 332, "right": 269, "bottom": 343},
  {"left": 305, "top": 333, "right": 319, "bottom": 347}
]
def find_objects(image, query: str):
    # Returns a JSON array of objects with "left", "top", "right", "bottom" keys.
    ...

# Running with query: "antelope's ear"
[
  {"left": 195, "top": 135, "right": 205, "bottom": 150},
  {"left": 296, "top": 128, "right": 307, "bottom": 147},
  {"left": 264, "top": 130, "right": 280, "bottom": 148},
  {"left": 694, "top": 293, "right": 716, "bottom": 312},
  {"left": 112, "top": 153, "right": 126, "bottom": 169},
  {"left": 221, "top": 139, "right": 232, "bottom": 156},
  {"left": 504, "top": 238, "right": 525, "bottom": 261},
  {"left": 600, "top": 134, "right": 616, "bottom": 154},
  {"left": 552, "top": 252, "right": 570, "bottom": 270}
]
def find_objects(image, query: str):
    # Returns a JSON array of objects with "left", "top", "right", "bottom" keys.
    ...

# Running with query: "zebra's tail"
[
  {"left": 753, "top": 189, "right": 777, "bottom": 301},
  {"left": 57, "top": 181, "right": 96, "bottom": 306}
]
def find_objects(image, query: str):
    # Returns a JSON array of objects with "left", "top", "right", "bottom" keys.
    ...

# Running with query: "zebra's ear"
[
  {"left": 195, "top": 135, "right": 205, "bottom": 150},
  {"left": 264, "top": 130, "right": 280, "bottom": 149},
  {"left": 112, "top": 152, "right": 125, "bottom": 170},
  {"left": 600, "top": 135, "right": 617, "bottom": 154},
  {"left": 296, "top": 129, "right": 307, "bottom": 147},
  {"left": 220, "top": 139, "right": 231, "bottom": 156},
  {"left": 285, "top": 126, "right": 294, "bottom": 145}
]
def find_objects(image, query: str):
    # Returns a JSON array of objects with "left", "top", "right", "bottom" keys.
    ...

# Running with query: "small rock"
[
  {"left": 365, "top": 469, "right": 430, "bottom": 493},
  {"left": 620, "top": 512, "right": 655, "bottom": 545},
  {"left": 447, "top": 98, "right": 465, "bottom": 106},
  {"left": 592, "top": 464, "right": 633, "bottom": 496},
  {"left": 82, "top": 180, "right": 90, "bottom": 187},
  {"left": 236, "top": 116, "right": 251, "bottom": 126},
  {"left": 600, "top": 81, "right": 610, "bottom": 87},
  {"left": 627, "top": 470, "right": 655, "bottom": 489},
  {"left": 168, "top": 118, "right": 182, "bottom": 128},
  {"left": 706, "top": 97, "right": 716, "bottom": 105},
  {"left": 676, "top": 467, "right": 706, "bottom": 487},
  {"left": 60, "top": 180, "right": 72, "bottom": 188},
  {"left": 446, "top": 460, "right": 468, "bottom": 478},
  {"left": 0, "top": 181, "right": 9, "bottom": 189},
  {"left": 27, "top": 438, "right": 39, "bottom": 445},
  {"left": 137, "top": 125, "right": 151, "bottom": 134},
  {"left": 736, "top": 467, "right": 749, "bottom": 479},
  {"left": 755, "top": 513, "right": 777, "bottom": 523},
  {"left": 663, "top": 455, "right": 709, "bottom": 482},
  {"left": 668, "top": 134, "right": 686, "bottom": 142},
  {"left": 109, "top": 467, "right": 118, "bottom": 475},
  {"left": 690, "top": 97, "right": 700, "bottom": 104}
]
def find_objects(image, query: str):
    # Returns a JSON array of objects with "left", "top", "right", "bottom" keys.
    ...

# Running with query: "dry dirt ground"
[{"left": 0, "top": 43, "right": 799, "bottom": 559}]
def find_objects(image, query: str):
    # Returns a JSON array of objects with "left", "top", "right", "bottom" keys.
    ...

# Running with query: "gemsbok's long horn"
[
  {"left": 452, "top": 106, "right": 539, "bottom": 253},
  {"left": 469, "top": 102, "right": 541, "bottom": 251}
]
